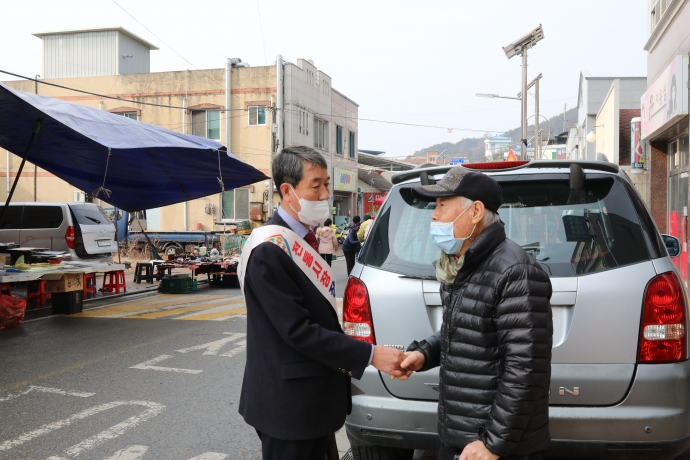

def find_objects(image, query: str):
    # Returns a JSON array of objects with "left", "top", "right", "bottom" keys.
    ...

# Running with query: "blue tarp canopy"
[{"left": 0, "top": 82, "right": 268, "bottom": 212}]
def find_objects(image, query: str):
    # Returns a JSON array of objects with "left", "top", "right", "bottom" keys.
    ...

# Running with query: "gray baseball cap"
[{"left": 411, "top": 167, "right": 504, "bottom": 213}]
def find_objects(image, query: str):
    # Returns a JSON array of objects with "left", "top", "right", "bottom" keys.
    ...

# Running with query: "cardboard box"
[
  {"left": 0, "top": 255, "right": 7, "bottom": 265},
  {"left": 42, "top": 272, "right": 84, "bottom": 293}
]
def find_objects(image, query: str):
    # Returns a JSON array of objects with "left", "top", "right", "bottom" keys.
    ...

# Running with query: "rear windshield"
[
  {"left": 69, "top": 205, "right": 113, "bottom": 226},
  {"left": 361, "top": 173, "right": 653, "bottom": 278}
]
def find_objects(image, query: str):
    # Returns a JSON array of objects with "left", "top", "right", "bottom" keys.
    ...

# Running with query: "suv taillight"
[
  {"left": 65, "top": 226, "right": 75, "bottom": 249},
  {"left": 638, "top": 272, "right": 688, "bottom": 363},
  {"left": 343, "top": 277, "right": 376, "bottom": 344}
]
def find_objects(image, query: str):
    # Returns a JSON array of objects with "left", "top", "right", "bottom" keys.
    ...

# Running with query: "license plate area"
[{"left": 96, "top": 240, "right": 112, "bottom": 247}]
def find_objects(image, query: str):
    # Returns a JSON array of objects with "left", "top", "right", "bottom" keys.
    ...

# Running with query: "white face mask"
[
  {"left": 429, "top": 203, "right": 476, "bottom": 255},
  {"left": 289, "top": 185, "right": 331, "bottom": 227}
]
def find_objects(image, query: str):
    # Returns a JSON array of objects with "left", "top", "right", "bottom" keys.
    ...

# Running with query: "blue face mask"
[{"left": 429, "top": 203, "right": 476, "bottom": 255}]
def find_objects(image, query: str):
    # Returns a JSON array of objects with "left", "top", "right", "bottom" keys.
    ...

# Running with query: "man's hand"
[
  {"left": 395, "top": 351, "right": 425, "bottom": 380},
  {"left": 371, "top": 346, "right": 410, "bottom": 378},
  {"left": 459, "top": 440, "right": 499, "bottom": 460}
]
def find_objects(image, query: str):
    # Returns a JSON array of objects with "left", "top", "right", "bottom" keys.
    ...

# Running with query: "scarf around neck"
[{"left": 435, "top": 253, "right": 465, "bottom": 285}]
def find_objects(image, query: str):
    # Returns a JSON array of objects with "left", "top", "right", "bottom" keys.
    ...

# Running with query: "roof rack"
[{"left": 391, "top": 160, "right": 620, "bottom": 185}]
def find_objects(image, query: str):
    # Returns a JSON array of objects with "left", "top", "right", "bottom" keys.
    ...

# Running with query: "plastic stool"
[
  {"left": 83, "top": 273, "right": 97, "bottom": 299},
  {"left": 133, "top": 262, "right": 154, "bottom": 284},
  {"left": 102, "top": 270, "right": 126, "bottom": 294},
  {"left": 0, "top": 283, "right": 11, "bottom": 296},
  {"left": 27, "top": 280, "right": 51, "bottom": 307}
]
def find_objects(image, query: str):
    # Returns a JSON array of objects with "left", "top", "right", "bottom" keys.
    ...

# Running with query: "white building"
[{"left": 484, "top": 135, "right": 512, "bottom": 160}]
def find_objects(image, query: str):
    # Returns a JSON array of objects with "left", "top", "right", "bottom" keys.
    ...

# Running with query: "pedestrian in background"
[
  {"left": 357, "top": 214, "right": 372, "bottom": 243},
  {"left": 342, "top": 215, "right": 361, "bottom": 275},
  {"left": 317, "top": 218, "right": 338, "bottom": 266}
]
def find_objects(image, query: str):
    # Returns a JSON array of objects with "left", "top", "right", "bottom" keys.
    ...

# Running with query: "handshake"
[{"left": 370, "top": 346, "right": 425, "bottom": 380}]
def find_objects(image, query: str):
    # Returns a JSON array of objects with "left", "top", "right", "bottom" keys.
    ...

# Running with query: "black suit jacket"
[{"left": 239, "top": 212, "right": 372, "bottom": 440}]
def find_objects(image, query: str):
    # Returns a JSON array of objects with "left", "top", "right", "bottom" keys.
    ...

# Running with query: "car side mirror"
[{"left": 662, "top": 234, "right": 681, "bottom": 257}]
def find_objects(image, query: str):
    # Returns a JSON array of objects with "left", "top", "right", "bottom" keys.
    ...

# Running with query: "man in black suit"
[{"left": 240, "top": 146, "right": 407, "bottom": 460}]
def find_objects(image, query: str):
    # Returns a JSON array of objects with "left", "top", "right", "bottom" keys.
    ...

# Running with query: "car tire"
[{"left": 349, "top": 436, "right": 414, "bottom": 460}]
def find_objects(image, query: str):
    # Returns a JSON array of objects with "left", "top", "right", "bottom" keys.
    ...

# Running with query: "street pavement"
[{"left": 0, "top": 256, "right": 352, "bottom": 460}]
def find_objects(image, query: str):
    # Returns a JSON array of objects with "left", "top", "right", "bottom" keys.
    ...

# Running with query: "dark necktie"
[{"left": 304, "top": 230, "right": 319, "bottom": 253}]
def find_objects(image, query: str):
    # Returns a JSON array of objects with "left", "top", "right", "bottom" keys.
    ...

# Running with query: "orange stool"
[
  {"left": 27, "top": 280, "right": 51, "bottom": 307},
  {"left": 0, "top": 283, "right": 11, "bottom": 296},
  {"left": 102, "top": 270, "right": 126, "bottom": 294},
  {"left": 83, "top": 273, "right": 97, "bottom": 299}
]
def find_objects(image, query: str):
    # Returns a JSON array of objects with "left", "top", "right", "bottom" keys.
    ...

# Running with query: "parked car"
[
  {"left": 0, "top": 202, "right": 116, "bottom": 262},
  {"left": 343, "top": 160, "right": 690, "bottom": 460}
]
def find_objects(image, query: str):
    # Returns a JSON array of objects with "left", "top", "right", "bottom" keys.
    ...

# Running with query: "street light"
[
  {"left": 502, "top": 25, "right": 545, "bottom": 160},
  {"left": 586, "top": 125, "right": 604, "bottom": 143},
  {"left": 476, "top": 93, "right": 521, "bottom": 101}
]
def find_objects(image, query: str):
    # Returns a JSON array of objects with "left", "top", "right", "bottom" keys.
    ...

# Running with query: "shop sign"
[
  {"left": 363, "top": 192, "right": 385, "bottom": 215},
  {"left": 334, "top": 167, "right": 357, "bottom": 193},
  {"left": 630, "top": 117, "right": 645, "bottom": 174},
  {"left": 640, "top": 55, "right": 689, "bottom": 140}
]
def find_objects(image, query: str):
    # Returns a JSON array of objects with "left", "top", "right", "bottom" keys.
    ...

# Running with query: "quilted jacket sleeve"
[
  {"left": 407, "top": 330, "right": 442, "bottom": 372},
  {"left": 481, "top": 263, "right": 553, "bottom": 457}
]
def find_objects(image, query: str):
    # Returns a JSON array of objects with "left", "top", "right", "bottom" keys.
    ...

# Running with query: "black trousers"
[
  {"left": 343, "top": 250, "right": 356, "bottom": 275},
  {"left": 320, "top": 253, "right": 333, "bottom": 266},
  {"left": 436, "top": 444, "right": 543, "bottom": 460},
  {"left": 256, "top": 430, "right": 337, "bottom": 460}
]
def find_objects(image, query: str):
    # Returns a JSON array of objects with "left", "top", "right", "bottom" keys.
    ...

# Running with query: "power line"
[{"left": 256, "top": 0, "right": 268, "bottom": 66}]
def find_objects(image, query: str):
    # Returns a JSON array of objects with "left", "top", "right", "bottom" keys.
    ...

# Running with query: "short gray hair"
[
  {"left": 272, "top": 146, "right": 328, "bottom": 198},
  {"left": 458, "top": 196, "right": 501, "bottom": 228}
]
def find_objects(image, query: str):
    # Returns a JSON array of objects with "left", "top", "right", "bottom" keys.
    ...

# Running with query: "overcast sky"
[{"left": 0, "top": 0, "right": 648, "bottom": 157}]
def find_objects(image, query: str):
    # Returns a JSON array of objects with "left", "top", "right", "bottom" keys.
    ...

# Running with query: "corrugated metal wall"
[
  {"left": 118, "top": 32, "right": 151, "bottom": 75},
  {"left": 42, "top": 31, "right": 118, "bottom": 78}
]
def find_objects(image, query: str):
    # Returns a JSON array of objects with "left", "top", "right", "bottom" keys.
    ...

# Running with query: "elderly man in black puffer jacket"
[{"left": 400, "top": 169, "right": 553, "bottom": 460}]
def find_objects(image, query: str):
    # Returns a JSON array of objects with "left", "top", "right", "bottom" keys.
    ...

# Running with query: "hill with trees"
[{"left": 410, "top": 107, "right": 578, "bottom": 163}]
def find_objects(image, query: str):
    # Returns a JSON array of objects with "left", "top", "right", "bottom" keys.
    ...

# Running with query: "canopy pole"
[{"left": 0, "top": 117, "right": 42, "bottom": 224}]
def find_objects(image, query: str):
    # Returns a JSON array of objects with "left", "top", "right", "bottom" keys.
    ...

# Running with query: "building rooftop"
[{"left": 33, "top": 26, "right": 159, "bottom": 50}]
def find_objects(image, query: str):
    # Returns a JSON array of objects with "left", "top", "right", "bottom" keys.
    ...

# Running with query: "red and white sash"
[{"left": 239, "top": 225, "right": 338, "bottom": 318}]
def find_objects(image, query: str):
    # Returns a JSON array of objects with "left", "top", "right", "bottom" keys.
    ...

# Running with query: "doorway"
[{"left": 668, "top": 134, "right": 690, "bottom": 284}]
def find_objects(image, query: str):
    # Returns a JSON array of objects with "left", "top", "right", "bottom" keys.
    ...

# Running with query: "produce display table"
[{"left": 0, "top": 264, "right": 127, "bottom": 288}]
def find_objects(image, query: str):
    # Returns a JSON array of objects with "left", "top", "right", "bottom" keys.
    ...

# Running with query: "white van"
[{"left": 0, "top": 203, "right": 116, "bottom": 262}]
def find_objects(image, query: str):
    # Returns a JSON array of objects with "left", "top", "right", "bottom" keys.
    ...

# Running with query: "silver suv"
[
  {"left": 343, "top": 161, "right": 690, "bottom": 459},
  {"left": 0, "top": 202, "right": 116, "bottom": 262}
]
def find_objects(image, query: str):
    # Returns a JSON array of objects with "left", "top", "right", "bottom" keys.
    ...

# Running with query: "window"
[
  {"left": 299, "top": 110, "right": 309, "bottom": 135},
  {"left": 191, "top": 110, "right": 220, "bottom": 139},
  {"left": 336, "top": 125, "right": 343, "bottom": 155},
  {"left": 248, "top": 106, "right": 267, "bottom": 126},
  {"left": 22, "top": 206, "right": 64, "bottom": 229},
  {"left": 122, "top": 112, "right": 137, "bottom": 120},
  {"left": 314, "top": 118, "right": 328, "bottom": 151},
  {"left": 0, "top": 206, "right": 23, "bottom": 229},
  {"left": 69, "top": 205, "right": 112, "bottom": 226},
  {"left": 221, "top": 188, "right": 250, "bottom": 220},
  {"left": 361, "top": 174, "right": 651, "bottom": 279},
  {"left": 349, "top": 131, "right": 356, "bottom": 158}
]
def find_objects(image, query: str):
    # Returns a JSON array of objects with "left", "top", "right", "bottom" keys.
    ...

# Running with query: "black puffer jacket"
[{"left": 408, "top": 222, "right": 552, "bottom": 457}]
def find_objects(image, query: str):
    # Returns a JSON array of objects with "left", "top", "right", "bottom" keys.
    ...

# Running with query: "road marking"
[
  {"left": 173, "top": 299, "right": 246, "bottom": 319},
  {"left": 0, "top": 324, "right": 209, "bottom": 395},
  {"left": 176, "top": 333, "right": 245, "bottom": 355},
  {"left": 219, "top": 340, "right": 246, "bottom": 358},
  {"left": 102, "top": 445, "right": 149, "bottom": 460},
  {"left": 0, "top": 385, "right": 94, "bottom": 402},
  {"left": 176, "top": 307, "right": 246, "bottom": 321},
  {"left": 126, "top": 301, "right": 238, "bottom": 319},
  {"left": 187, "top": 454, "right": 229, "bottom": 460},
  {"left": 213, "top": 313, "right": 246, "bottom": 320},
  {"left": 130, "top": 355, "right": 202, "bottom": 374},
  {"left": 72, "top": 295, "right": 230, "bottom": 318},
  {"left": 0, "top": 401, "right": 164, "bottom": 453}
]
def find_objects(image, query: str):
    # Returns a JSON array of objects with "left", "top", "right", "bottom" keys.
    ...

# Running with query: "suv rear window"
[
  {"left": 361, "top": 173, "right": 653, "bottom": 278},
  {"left": 69, "top": 205, "right": 113, "bottom": 226}
]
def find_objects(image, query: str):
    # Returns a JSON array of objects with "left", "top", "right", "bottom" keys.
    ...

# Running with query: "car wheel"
[{"left": 349, "top": 436, "right": 414, "bottom": 460}]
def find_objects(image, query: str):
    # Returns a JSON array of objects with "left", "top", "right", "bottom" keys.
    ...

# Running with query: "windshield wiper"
[
  {"left": 84, "top": 216, "right": 101, "bottom": 224},
  {"left": 398, "top": 275, "right": 435, "bottom": 280}
]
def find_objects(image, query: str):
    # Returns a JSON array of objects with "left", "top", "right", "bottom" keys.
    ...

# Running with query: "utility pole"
[
  {"left": 521, "top": 50, "right": 528, "bottom": 160},
  {"left": 561, "top": 103, "right": 568, "bottom": 133},
  {"left": 34, "top": 74, "right": 40, "bottom": 202}
]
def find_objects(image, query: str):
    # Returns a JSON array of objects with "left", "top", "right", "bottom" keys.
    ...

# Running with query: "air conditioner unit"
[{"left": 73, "top": 191, "right": 85, "bottom": 202}]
